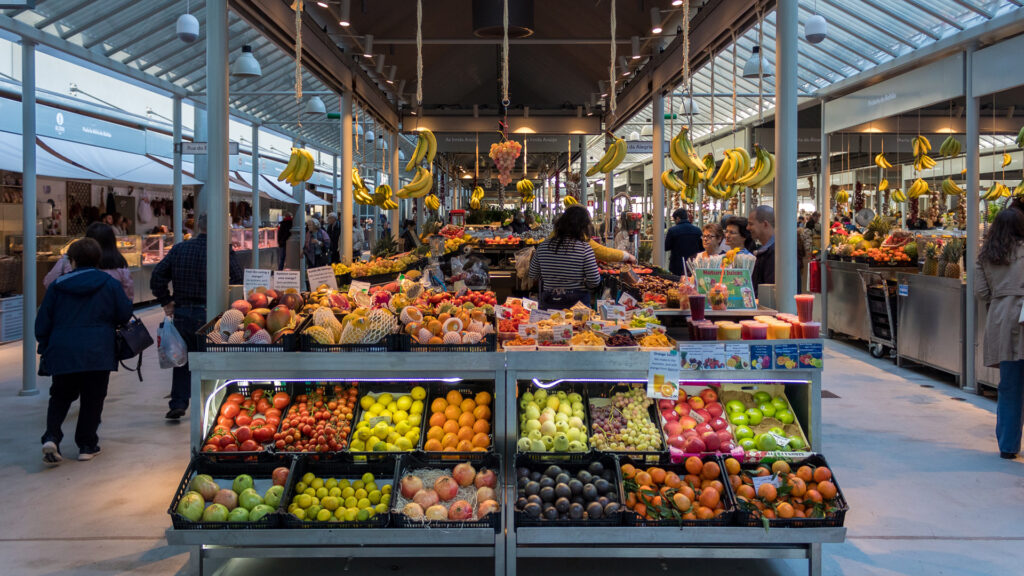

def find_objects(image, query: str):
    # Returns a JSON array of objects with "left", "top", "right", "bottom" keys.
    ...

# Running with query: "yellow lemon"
[
  {"left": 325, "top": 478, "right": 338, "bottom": 489},
  {"left": 357, "top": 497, "right": 371, "bottom": 509},
  {"left": 410, "top": 400, "right": 424, "bottom": 414},
  {"left": 377, "top": 393, "right": 394, "bottom": 406},
  {"left": 301, "top": 472, "right": 316, "bottom": 485},
  {"left": 411, "top": 386, "right": 426, "bottom": 400},
  {"left": 341, "top": 486, "right": 355, "bottom": 499},
  {"left": 356, "top": 509, "right": 370, "bottom": 522},
  {"left": 344, "top": 508, "right": 358, "bottom": 521},
  {"left": 395, "top": 421, "right": 411, "bottom": 436},
  {"left": 395, "top": 437, "right": 413, "bottom": 451},
  {"left": 317, "top": 509, "right": 332, "bottom": 522},
  {"left": 349, "top": 440, "right": 365, "bottom": 451},
  {"left": 315, "top": 487, "right": 328, "bottom": 499},
  {"left": 328, "top": 487, "right": 341, "bottom": 498},
  {"left": 386, "top": 402, "right": 398, "bottom": 413},
  {"left": 295, "top": 494, "right": 312, "bottom": 509},
  {"left": 344, "top": 496, "right": 357, "bottom": 509},
  {"left": 368, "top": 490, "right": 382, "bottom": 504},
  {"left": 292, "top": 508, "right": 306, "bottom": 520},
  {"left": 392, "top": 410, "right": 409, "bottom": 424},
  {"left": 359, "top": 395, "right": 374, "bottom": 410},
  {"left": 396, "top": 396, "right": 413, "bottom": 411},
  {"left": 310, "top": 478, "right": 324, "bottom": 490},
  {"left": 368, "top": 404, "right": 384, "bottom": 416},
  {"left": 294, "top": 481, "right": 308, "bottom": 494}
]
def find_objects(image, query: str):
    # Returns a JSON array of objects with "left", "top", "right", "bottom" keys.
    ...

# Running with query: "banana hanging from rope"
[
  {"left": 405, "top": 129, "right": 437, "bottom": 172},
  {"left": 1014, "top": 180, "right": 1024, "bottom": 198},
  {"left": 669, "top": 127, "right": 707, "bottom": 173},
  {"left": 940, "top": 177, "right": 964, "bottom": 197},
  {"left": 516, "top": 179, "right": 535, "bottom": 203},
  {"left": 562, "top": 195, "right": 578, "bottom": 208},
  {"left": 912, "top": 136, "right": 935, "bottom": 172},
  {"left": 938, "top": 135, "right": 961, "bottom": 158},
  {"left": 734, "top": 145, "right": 776, "bottom": 189},
  {"left": 424, "top": 194, "right": 440, "bottom": 211},
  {"left": 874, "top": 153, "right": 893, "bottom": 170},
  {"left": 469, "top": 185, "right": 485, "bottom": 210},
  {"left": 352, "top": 167, "right": 376, "bottom": 205},
  {"left": 586, "top": 138, "right": 627, "bottom": 176},
  {"left": 907, "top": 178, "right": 929, "bottom": 199},
  {"left": 1003, "top": 153, "right": 1013, "bottom": 168},
  {"left": 981, "top": 183, "right": 1007, "bottom": 201},
  {"left": 891, "top": 189, "right": 907, "bottom": 203},
  {"left": 878, "top": 179, "right": 889, "bottom": 192},
  {"left": 661, "top": 170, "right": 684, "bottom": 193},
  {"left": 396, "top": 167, "right": 433, "bottom": 199},
  {"left": 277, "top": 148, "right": 315, "bottom": 185},
  {"left": 372, "top": 185, "right": 398, "bottom": 210},
  {"left": 835, "top": 189, "right": 849, "bottom": 204}
]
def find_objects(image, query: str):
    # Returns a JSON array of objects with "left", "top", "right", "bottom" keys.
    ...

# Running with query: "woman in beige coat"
[{"left": 975, "top": 207, "right": 1024, "bottom": 459}]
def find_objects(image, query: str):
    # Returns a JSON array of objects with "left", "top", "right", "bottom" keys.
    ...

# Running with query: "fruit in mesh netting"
[
  {"left": 443, "top": 332, "right": 463, "bottom": 345},
  {"left": 313, "top": 308, "right": 343, "bottom": 341},
  {"left": 467, "top": 320, "right": 485, "bottom": 334},
  {"left": 207, "top": 331, "right": 224, "bottom": 344},
  {"left": 462, "top": 332, "right": 482, "bottom": 345},
  {"left": 304, "top": 325, "right": 336, "bottom": 345},
  {"left": 442, "top": 318, "right": 463, "bottom": 334},
  {"left": 418, "top": 328, "right": 434, "bottom": 345},
  {"left": 248, "top": 329, "right": 272, "bottom": 344},
  {"left": 400, "top": 306, "right": 423, "bottom": 325},
  {"left": 228, "top": 331, "right": 245, "bottom": 344},
  {"left": 341, "top": 308, "right": 398, "bottom": 344},
  {"left": 218, "top": 309, "right": 245, "bottom": 335}
]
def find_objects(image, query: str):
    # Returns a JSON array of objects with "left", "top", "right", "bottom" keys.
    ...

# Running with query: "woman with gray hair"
[{"left": 304, "top": 218, "right": 330, "bottom": 268}]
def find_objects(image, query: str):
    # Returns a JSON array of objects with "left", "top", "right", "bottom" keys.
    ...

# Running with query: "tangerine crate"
[
  {"left": 617, "top": 454, "right": 736, "bottom": 527},
  {"left": 733, "top": 453, "right": 848, "bottom": 528}
]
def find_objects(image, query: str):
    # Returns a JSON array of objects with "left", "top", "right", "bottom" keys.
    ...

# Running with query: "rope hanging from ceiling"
[
  {"left": 502, "top": 0, "right": 509, "bottom": 106},
  {"left": 416, "top": 0, "right": 423, "bottom": 107},
  {"left": 294, "top": 0, "right": 303, "bottom": 126},
  {"left": 609, "top": 0, "right": 616, "bottom": 115}
]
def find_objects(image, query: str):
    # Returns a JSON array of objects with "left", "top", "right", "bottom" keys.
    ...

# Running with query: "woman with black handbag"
[{"left": 36, "top": 237, "right": 133, "bottom": 465}]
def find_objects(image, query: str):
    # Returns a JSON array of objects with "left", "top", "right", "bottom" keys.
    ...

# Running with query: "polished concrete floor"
[{"left": 0, "top": 306, "right": 1021, "bottom": 576}]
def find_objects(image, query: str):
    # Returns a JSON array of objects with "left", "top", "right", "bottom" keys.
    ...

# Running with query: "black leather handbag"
[{"left": 116, "top": 315, "right": 154, "bottom": 381}]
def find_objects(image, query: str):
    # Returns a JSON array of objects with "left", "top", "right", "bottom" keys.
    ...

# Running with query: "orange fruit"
[
  {"left": 754, "top": 465, "right": 771, "bottom": 477},
  {"left": 796, "top": 466, "right": 814, "bottom": 483},
  {"left": 472, "top": 432, "right": 489, "bottom": 447},
  {"left": 475, "top": 391, "right": 492, "bottom": 406},
  {"left": 776, "top": 502, "right": 794, "bottom": 519},
  {"left": 473, "top": 405, "right": 492, "bottom": 421},
  {"left": 684, "top": 456, "right": 703, "bottom": 476},
  {"left": 427, "top": 320, "right": 443, "bottom": 335},
  {"left": 426, "top": 426, "right": 444, "bottom": 442},
  {"left": 445, "top": 390, "right": 464, "bottom": 406},
  {"left": 684, "top": 474, "right": 702, "bottom": 489},
  {"left": 701, "top": 461, "right": 720, "bottom": 481},
  {"left": 458, "top": 411, "right": 476, "bottom": 428},
  {"left": 428, "top": 336, "right": 444, "bottom": 345},
  {"left": 771, "top": 461, "right": 792, "bottom": 476},
  {"left": 471, "top": 446, "right": 486, "bottom": 452},
  {"left": 804, "top": 489, "right": 823, "bottom": 504},
  {"left": 429, "top": 412, "right": 447, "bottom": 428},
  {"left": 817, "top": 480, "right": 837, "bottom": 500},
  {"left": 729, "top": 474, "right": 741, "bottom": 489},
  {"left": 625, "top": 492, "right": 637, "bottom": 508},
  {"left": 724, "top": 458, "right": 741, "bottom": 476},
  {"left": 698, "top": 486, "right": 720, "bottom": 508},
  {"left": 442, "top": 420, "right": 459, "bottom": 434},
  {"left": 790, "top": 478, "right": 807, "bottom": 498},
  {"left": 457, "top": 426, "right": 474, "bottom": 442},
  {"left": 438, "top": 313, "right": 451, "bottom": 323},
  {"left": 813, "top": 466, "right": 832, "bottom": 483},
  {"left": 696, "top": 506, "right": 715, "bottom": 520},
  {"left": 621, "top": 464, "right": 637, "bottom": 480},
  {"left": 634, "top": 471, "right": 652, "bottom": 487},
  {"left": 456, "top": 439, "right": 473, "bottom": 451},
  {"left": 736, "top": 484, "right": 755, "bottom": 500},
  {"left": 762, "top": 508, "right": 776, "bottom": 519},
  {"left": 672, "top": 493, "right": 691, "bottom": 511},
  {"left": 794, "top": 508, "right": 806, "bottom": 518},
  {"left": 441, "top": 432, "right": 458, "bottom": 448},
  {"left": 708, "top": 480, "right": 725, "bottom": 495},
  {"left": 424, "top": 438, "right": 442, "bottom": 451},
  {"left": 443, "top": 405, "right": 462, "bottom": 421},
  {"left": 460, "top": 398, "right": 476, "bottom": 413},
  {"left": 757, "top": 483, "right": 777, "bottom": 502},
  {"left": 430, "top": 398, "right": 448, "bottom": 413},
  {"left": 682, "top": 512, "right": 697, "bottom": 521},
  {"left": 664, "top": 472, "right": 682, "bottom": 489},
  {"left": 472, "top": 419, "right": 490, "bottom": 434},
  {"left": 648, "top": 467, "right": 666, "bottom": 485}
]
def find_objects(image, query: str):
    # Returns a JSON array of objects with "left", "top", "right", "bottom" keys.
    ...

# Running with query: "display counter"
[
  {"left": 895, "top": 273, "right": 965, "bottom": 383},
  {"left": 825, "top": 260, "right": 917, "bottom": 342}
]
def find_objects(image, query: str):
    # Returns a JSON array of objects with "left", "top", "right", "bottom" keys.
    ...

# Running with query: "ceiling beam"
[{"left": 404, "top": 114, "right": 602, "bottom": 135}]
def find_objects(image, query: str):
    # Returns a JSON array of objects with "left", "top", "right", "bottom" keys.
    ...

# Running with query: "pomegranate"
[
  {"left": 452, "top": 463, "right": 477, "bottom": 487},
  {"left": 412, "top": 489, "right": 439, "bottom": 510},
  {"left": 478, "top": 499, "right": 499, "bottom": 517},
  {"left": 400, "top": 475, "right": 424, "bottom": 499},
  {"left": 434, "top": 475, "right": 459, "bottom": 501},
  {"left": 473, "top": 468, "right": 497, "bottom": 489},
  {"left": 402, "top": 502, "right": 424, "bottom": 520},
  {"left": 448, "top": 500, "right": 473, "bottom": 520},
  {"left": 476, "top": 486, "right": 497, "bottom": 502},
  {"left": 425, "top": 504, "right": 448, "bottom": 521}
]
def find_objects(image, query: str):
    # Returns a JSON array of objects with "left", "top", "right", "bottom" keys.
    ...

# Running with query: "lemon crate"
[
  {"left": 733, "top": 453, "right": 848, "bottom": 528},
  {"left": 617, "top": 454, "right": 736, "bottom": 527},
  {"left": 349, "top": 383, "right": 430, "bottom": 459},
  {"left": 279, "top": 453, "right": 400, "bottom": 528}
]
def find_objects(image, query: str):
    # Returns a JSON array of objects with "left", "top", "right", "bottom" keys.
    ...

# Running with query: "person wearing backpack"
[{"left": 36, "top": 237, "right": 133, "bottom": 465}]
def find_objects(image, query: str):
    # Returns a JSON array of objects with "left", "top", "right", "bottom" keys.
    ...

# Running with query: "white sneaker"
[
  {"left": 42, "top": 441, "right": 62, "bottom": 466},
  {"left": 78, "top": 446, "right": 102, "bottom": 461}
]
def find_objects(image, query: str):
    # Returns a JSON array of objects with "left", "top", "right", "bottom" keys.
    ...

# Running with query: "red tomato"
[
  {"left": 265, "top": 408, "right": 282, "bottom": 420},
  {"left": 220, "top": 403, "right": 240, "bottom": 419},
  {"left": 266, "top": 417, "right": 280, "bottom": 429},
  {"left": 239, "top": 439, "right": 260, "bottom": 452},
  {"left": 222, "top": 444, "right": 239, "bottom": 452},
  {"left": 213, "top": 425, "right": 232, "bottom": 436},
  {"left": 252, "top": 389, "right": 265, "bottom": 400},
  {"left": 234, "top": 426, "right": 253, "bottom": 443},
  {"left": 256, "top": 399, "right": 272, "bottom": 414},
  {"left": 242, "top": 399, "right": 255, "bottom": 409},
  {"left": 217, "top": 415, "right": 234, "bottom": 428},
  {"left": 202, "top": 443, "right": 220, "bottom": 452},
  {"left": 272, "top": 392, "right": 290, "bottom": 410},
  {"left": 253, "top": 426, "right": 274, "bottom": 443},
  {"left": 235, "top": 413, "right": 253, "bottom": 427},
  {"left": 218, "top": 434, "right": 236, "bottom": 448},
  {"left": 226, "top": 393, "right": 244, "bottom": 404}
]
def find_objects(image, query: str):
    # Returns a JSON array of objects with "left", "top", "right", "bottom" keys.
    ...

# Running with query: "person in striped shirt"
[{"left": 529, "top": 206, "right": 632, "bottom": 310}]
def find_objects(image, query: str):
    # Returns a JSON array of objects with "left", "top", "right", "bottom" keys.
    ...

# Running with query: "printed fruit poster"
[
  {"left": 647, "top": 350, "right": 680, "bottom": 399},
  {"left": 692, "top": 268, "right": 756, "bottom": 310}
]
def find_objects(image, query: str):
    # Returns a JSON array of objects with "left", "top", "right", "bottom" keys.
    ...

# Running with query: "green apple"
[
  {"left": 533, "top": 389, "right": 548, "bottom": 403},
  {"left": 745, "top": 408, "right": 764, "bottom": 426},
  {"left": 772, "top": 396, "right": 789, "bottom": 410},
  {"left": 775, "top": 409, "right": 795, "bottom": 424},
  {"left": 525, "top": 419, "right": 541, "bottom": 432},
  {"left": 725, "top": 400, "right": 747, "bottom": 414},
  {"left": 568, "top": 392, "right": 582, "bottom": 403},
  {"left": 757, "top": 403, "right": 776, "bottom": 418},
  {"left": 546, "top": 396, "right": 560, "bottom": 411},
  {"left": 734, "top": 425, "right": 754, "bottom": 440},
  {"left": 528, "top": 429, "right": 542, "bottom": 442},
  {"left": 264, "top": 485, "right": 284, "bottom": 508},
  {"left": 530, "top": 439, "right": 546, "bottom": 452},
  {"left": 521, "top": 391, "right": 535, "bottom": 404},
  {"left": 555, "top": 420, "right": 569, "bottom": 434},
  {"left": 755, "top": 433, "right": 778, "bottom": 451},
  {"left": 788, "top": 436, "right": 806, "bottom": 450},
  {"left": 728, "top": 412, "right": 749, "bottom": 427},
  {"left": 753, "top": 391, "right": 772, "bottom": 405},
  {"left": 555, "top": 412, "right": 569, "bottom": 423},
  {"left": 568, "top": 440, "right": 586, "bottom": 452},
  {"left": 542, "top": 435, "right": 554, "bottom": 450},
  {"left": 249, "top": 504, "right": 275, "bottom": 522},
  {"left": 525, "top": 405, "right": 541, "bottom": 420},
  {"left": 228, "top": 507, "right": 251, "bottom": 522},
  {"left": 567, "top": 428, "right": 581, "bottom": 442},
  {"left": 553, "top": 433, "right": 570, "bottom": 451},
  {"left": 768, "top": 426, "right": 786, "bottom": 436},
  {"left": 556, "top": 390, "right": 568, "bottom": 401},
  {"left": 517, "top": 437, "right": 532, "bottom": 451},
  {"left": 739, "top": 438, "right": 757, "bottom": 450}
]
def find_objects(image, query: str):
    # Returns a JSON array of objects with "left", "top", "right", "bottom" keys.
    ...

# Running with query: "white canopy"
[
  {"left": 236, "top": 171, "right": 295, "bottom": 204},
  {"left": 40, "top": 136, "right": 201, "bottom": 186},
  {"left": 0, "top": 131, "right": 101, "bottom": 180}
]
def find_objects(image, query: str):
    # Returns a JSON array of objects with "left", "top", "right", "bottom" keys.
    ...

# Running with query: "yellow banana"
[
  {"left": 1003, "top": 153, "right": 1012, "bottom": 168},
  {"left": 941, "top": 177, "right": 964, "bottom": 196},
  {"left": 277, "top": 148, "right": 301, "bottom": 182},
  {"left": 874, "top": 153, "right": 893, "bottom": 170},
  {"left": 421, "top": 129, "right": 437, "bottom": 165},
  {"left": 878, "top": 179, "right": 889, "bottom": 192}
]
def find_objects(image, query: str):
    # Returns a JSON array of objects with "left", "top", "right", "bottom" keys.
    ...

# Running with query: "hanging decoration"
[{"left": 501, "top": 0, "right": 510, "bottom": 107}]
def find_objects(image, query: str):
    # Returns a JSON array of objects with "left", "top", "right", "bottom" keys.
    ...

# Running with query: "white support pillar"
[
  {"left": 819, "top": 107, "right": 830, "bottom": 333},
  {"left": 332, "top": 154, "right": 339, "bottom": 215},
  {"left": 341, "top": 94, "right": 354, "bottom": 265},
  {"left": 20, "top": 39, "right": 38, "bottom": 396},
  {"left": 964, "top": 43, "right": 979, "bottom": 393},
  {"left": 294, "top": 140, "right": 306, "bottom": 287},
  {"left": 205, "top": 0, "right": 230, "bottom": 320},
  {"left": 172, "top": 95, "right": 183, "bottom": 244},
  {"left": 652, "top": 93, "right": 666, "bottom": 268},
  {"left": 250, "top": 123, "right": 260, "bottom": 269},
  {"left": 773, "top": 0, "right": 798, "bottom": 315},
  {"left": 579, "top": 136, "right": 588, "bottom": 208}
]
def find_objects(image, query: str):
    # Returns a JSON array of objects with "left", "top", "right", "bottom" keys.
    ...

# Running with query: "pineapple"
[
  {"left": 863, "top": 215, "right": 891, "bottom": 243},
  {"left": 942, "top": 238, "right": 965, "bottom": 279},
  {"left": 922, "top": 242, "right": 939, "bottom": 276}
]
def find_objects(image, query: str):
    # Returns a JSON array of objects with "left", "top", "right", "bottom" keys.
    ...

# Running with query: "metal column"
[
  {"left": 773, "top": 0, "right": 798, "bottom": 315},
  {"left": 205, "top": 0, "right": 230, "bottom": 320},
  {"left": 20, "top": 39, "right": 37, "bottom": 396},
  {"left": 652, "top": 93, "right": 666, "bottom": 268},
  {"left": 294, "top": 140, "right": 306, "bottom": 287},
  {"left": 250, "top": 123, "right": 260, "bottom": 269},
  {"left": 391, "top": 131, "right": 400, "bottom": 240},
  {"left": 819, "top": 107, "right": 830, "bottom": 333},
  {"left": 172, "top": 95, "right": 183, "bottom": 244},
  {"left": 341, "top": 94, "right": 354, "bottom": 265},
  {"left": 579, "top": 136, "right": 588, "bottom": 208},
  {"left": 964, "top": 44, "right": 979, "bottom": 393},
  {"left": 332, "top": 154, "right": 339, "bottom": 215}
]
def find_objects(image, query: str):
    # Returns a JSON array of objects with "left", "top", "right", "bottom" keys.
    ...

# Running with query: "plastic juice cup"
[
  {"left": 754, "top": 315, "right": 776, "bottom": 324},
  {"left": 748, "top": 322, "right": 768, "bottom": 340},
  {"left": 795, "top": 294, "right": 815, "bottom": 323},
  {"left": 769, "top": 322, "right": 791, "bottom": 340},
  {"left": 801, "top": 321, "right": 821, "bottom": 339},
  {"left": 699, "top": 324, "right": 718, "bottom": 341},
  {"left": 718, "top": 323, "right": 742, "bottom": 340},
  {"left": 792, "top": 321, "right": 803, "bottom": 339},
  {"left": 689, "top": 295, "right": 706, "bottom": 320}
]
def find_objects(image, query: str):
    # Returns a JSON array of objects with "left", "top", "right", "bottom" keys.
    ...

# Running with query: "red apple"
[
  {"left": 662, "top": 410, "right": 679, "bottom": 423},
  {"left": 721, "top": 440, "right": 737, "bottom": 452},
  {"left": 695, "top": 408, "right": 712, "bottom": 422},
  {"left": 699, "top": 388, "right": 719, "bottom": 404},
  {"left": 231, "top": 300, "right": 252, "bottom": 315},
  {"left": 664, "top": 421, "right": 683, "bottom": 437},
  {"left": 667, "top": 434, "right": 686, "bottom": 449},
  {"left": 696, "top": 422, "right": 714, "bottom": 435},
  {"left": 709, "top": 417, "right": 729, "bottom": 431},
  {"left": 701, "top": 430, "right": 721, "bottom": 452},
  {"left": 683, "top": 436, "right": 706, "bottom": 453},
  {"left": 687, "top": 396, "right": 705, "bottom": 410},
  {"left": 679, "top": 416, "right": 698, "bottom": 430},
  {"left": 682, "top": 428, "right": 699, "bottom": 440},
  {"left": 658, "top": 399, "right": 675, "bottom": 411},
  {"left": 677, "top": 389, "right": 688, "bottom": 402},
  {"left": 717, "top": 429, "right": 734, "bottom": 443},
  {"left": 706, "top": 402, "right": 724, "bottom": 419}
]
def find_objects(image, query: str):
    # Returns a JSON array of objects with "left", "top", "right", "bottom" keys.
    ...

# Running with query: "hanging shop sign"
[
  {"left": 692, "top": 268, "right": 756, "bottom": 310},
  {"left": 435, "top": 133, "right": 570, "bottom": 154},
  {"left": 624, "top": 140, "right": 670, "bottom": 155},
  {"left": 175, "top": 141, "right": 240, "bottom": 155},
  {"left": 39, "top": 105, "right": 147, "bottom": 152}
]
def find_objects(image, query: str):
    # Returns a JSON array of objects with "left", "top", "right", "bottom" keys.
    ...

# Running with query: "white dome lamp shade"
[
  {"left": 399, "top": 149, "right": 406, "bottom": 161},
  {"left": 231, "top": 45, "right": 261, "bottom": 78},
  {"left": 376, "top": 137, "right": 388, "bottom": 150},
  {"left": 628, "top": 130, "right": 640, "bottom": 141},
  {"left": 176, "top": 13, "right": 199, "bottom": 43},
  {"left": 356, "top": 123, "right": 364, "bottom": 138},
  {"left": 304, "top": 96, "right": 326, "bottom": 115},
  {"left": 742, "top": 46, "right": 773, "bottom": 79},
  {"left": 681, "top": 97, "right": 700, "bottom": 116},
  {"left": 805, "top": 14, "right": 827, "bottom": 44},
  {"left": 365, "top": 129, "right": 375, "bottom": 142},
  {"left": 641, "top": 125, "right": 653, "bottom": 137}
]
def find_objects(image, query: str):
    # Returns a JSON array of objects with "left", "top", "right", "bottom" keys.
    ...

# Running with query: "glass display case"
[
  {"left": 229, "top": 227, "right": 278, "bottom": 251},
  {"left": 5, "top": 235, "right": 72, "bottom": 262},
  {"left": 142, "top": 234, "right": 175, "bottom": 266},
  {"left": 115, "top": 235, "right": 141, "bottom": 268}
]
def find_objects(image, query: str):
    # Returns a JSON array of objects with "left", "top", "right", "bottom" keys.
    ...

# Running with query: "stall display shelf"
[{"left": 180, "top": 347, "right": 836, "bottom": 576}]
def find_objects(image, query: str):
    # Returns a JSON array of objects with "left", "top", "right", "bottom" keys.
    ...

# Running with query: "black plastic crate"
[
  {"left": 279, "top": 453, "right": 400, "bottom": 528},
  {"left": 349, "top": 382, "right": 429, "bottom": 459},
  {"left": 398, "top": 332, "right": 497, "bottom": 353},
  {"left": 196, "top": 312, "right": 303, "bottom": 352},
  {"left": 168, "top": 452, "right": 296, "bottom": 530},
  {"left": 587, "top": 382, "right": 667, "bottom": 464},
  {"left": 423, "top": 381, "right": 496, "bottom": 454},
  {"left": 617, "top": 455, "right": 736, "bottom": 527},
  {"left": 515, "top": 380, "right": 592, "bottom": 460},
  {"left": 513, "top": 452, "right": 623, "bottom": 527},
  {"left": 298, "top": 311, "right": 403, "bottom": 352},
  {"left": 273, "top": 381, "right": 360, "bottom": 456},
  {"left": 391, "top": 451, "right": 502, "bottom": 530},
  {"left": 733, "top": 453, "right": 848, "bottom": 528},
  {"left": 200, "top": 381, "right": 290, "bottom": 459}
]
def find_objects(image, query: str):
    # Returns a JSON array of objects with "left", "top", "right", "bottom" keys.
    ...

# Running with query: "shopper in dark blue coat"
[
  {"left": 664, "top": 208, "right": 702, "bottom": 276},
  {"left": 36, "top": 237, "right": 133, "bottom": 466}
]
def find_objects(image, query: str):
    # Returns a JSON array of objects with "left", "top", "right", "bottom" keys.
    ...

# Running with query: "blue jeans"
[
  {"left": 170, "top": 306, "right": 206, "bottom": 411},
  {"left": 997, "top": 360, "right": 1024, "bottom": 454}
]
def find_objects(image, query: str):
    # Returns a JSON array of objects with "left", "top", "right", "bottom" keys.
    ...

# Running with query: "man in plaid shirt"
[{"left": 151, "top": 214, "right": 243, "bottom": 419}]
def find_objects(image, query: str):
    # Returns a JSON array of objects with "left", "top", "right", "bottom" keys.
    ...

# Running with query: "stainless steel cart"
[{"left": 858, "top": 269, "right": 900, "bottom": 359}]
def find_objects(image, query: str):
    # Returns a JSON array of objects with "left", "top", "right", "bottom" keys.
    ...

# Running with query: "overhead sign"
[
  {"left": 435, "top": 133, "right": 570, "bottom": 154},
  {"left": 176, "top": 141, "right": 240, "bottom": 155},
  {"left": 624, "top": 140, "right": 671, "bottom": 155}
]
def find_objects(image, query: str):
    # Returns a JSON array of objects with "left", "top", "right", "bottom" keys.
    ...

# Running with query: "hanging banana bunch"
[
  {"left": 981, "top": 182, "right": 1010, "bottom": 200},
  {"left": 396, "top": 166, "right": 433, "bottom": 199},
  {"left": 912, "top": 136, "right": 935, "bottom": 171},
  {"left": 938, "top": 135, "right": 961, "bottom": 158},
  {"left": 873, "top": 152, "right": 893, "bottom": 170},
  {"left": 878, "top": 179, "right": 889, "bottom": 192},
  {"left": 732, "top": 145, "right": 776, "bottom": 190},
  {"left": 907, "top": 178, "right": 929, "bottom": 199},
  {"left": 585, "top": 137, "right": 626, "bottom": 176},
  {"left": 668, "top": 127, "right": 707, "bottom": 173},
  {"left": 352, "top": 167, "right": 376, "bottom": 205},
  {"left": 405, "top": 128, "right": 437, "bottom": 172},
  {"left": 562, "top": 195, "right": 579, "bottom": 208},
  {"left": 424, "top": 194, "right": 441, "bottom": 211},
  {"left": 469, "top": 185, "right": 484, "bottom": 210},
  {"left": 834, "top": 188, "right": 850, "bottom": 205},
  {"left": 373, "top": 184, "right": 398, "bottom": 210},
  {"left": 1016, "top": 126, "right": 1024, "bottom": 149},
  {"left": 940, "top": 177, "right": 964, "bottom": 197},
  {"left": 1003, "top": 153, "right": 1013, "bottom": 168},
  {"left": 1014, "top": 180, "right": 1024, "bottom": 198},
  {"left": 277, "top": 147, "right": 315, "bottom": 186},
  {"left": 516, "top": 178, "right": 535, "bottom": 203},
  {"left": 891, "top": 189, "right": 907, "bottom": 203}
]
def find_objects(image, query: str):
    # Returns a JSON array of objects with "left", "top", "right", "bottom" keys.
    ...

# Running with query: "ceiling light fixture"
[
  {"left": 363, "top": 34, "right": 373, "bottom": 57},
  {"left": 619, "top": 56, "right": 630, "bottom": 77},
  {"left": 231, "top": 45, "right": 261, "bottom": 78},
  {"left": 176, "top": 12, "right": 199, "bottom": 43},
  {"left": 316, "top": 1, "right": 329, "bottom": 7},
  {"left": 631, "top": 35, "right": 640, "bottom": 60},
  {"left": 387, "top": 66, "right": 397, "bottom": 84},
  {"left": 671, "top": 0, "right": 684, "bottom": 5},
  {"left": 641, "top": 125, "right": 653, "bottom": 137},
  {"left": 805, "top": 14, "right": 827, "bottom": 44},
  {"left": 375, "top": 55, "right": 385, "bottom": 75},
  {"left": 338, "top": 0, "right": 351, "bottom": 26},
  {"left": 650, "top": 7, "right": 663, "bottom": 34},
  {"left": 681, "top": 96, "right": 700, "bottom": 115},
  {"left": 628, "top": 130, "right": 640, "bottom": 141},
  {"left": 742, "top": 46, "right": 773, "bottom": 79},
  {"left": 304, "top": 96, "right": 327, "bottom": 115}
]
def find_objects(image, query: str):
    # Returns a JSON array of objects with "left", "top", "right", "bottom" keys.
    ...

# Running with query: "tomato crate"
[
  {"left": 272, "top": 381, "right": 360, "bottom": 456},
  {"left": 200, "top": 381, "right": 290, "bottom": 459},
  {"left": 587, "top": 382, "right": 667, "bottom": 465},
  {"left": 398, "top": 332, "right": 496, "bottom": 352},
  {"left": 733, "top": 453, "right": 848, "bottom": 528},
  {"left": 168, "top": 452, "right": 296, "bottom": 530},
  {"left": 279, "top": 454, "right": 400, "bottom": 528},
  {"left": 617, "top": 455, "right": 736, "bottom": 527},
  {"left": 348, "top": 382, "right": 430, "bottom": 460},
  {"left": 298, "top": 311, "right": 404, "bottom": 352},
  {"left": 513, "top": 453, "right": 623, "bottom": 527},
  {"left": 515, "top": 380, "right": 592, "bottom": 461},
  {"left": 423, "top": 381, "right": 496, "bottom": 454},
  {"left": 195, "top": 312, "right": 304, "bottom": 352},
  {"left": 391, "top": 451, "right": 502, "bottom": 531}
]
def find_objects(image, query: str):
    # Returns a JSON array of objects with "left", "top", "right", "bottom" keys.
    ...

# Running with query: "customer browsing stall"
[
  {"left": 664, "top": 208, "right": 702, "bottom": 276},
  {"left": 749, "top": 205, "right": 776, "bottom": 290},
  {"left": 692, "top": 223, "right": 726, "bottom": 268}
]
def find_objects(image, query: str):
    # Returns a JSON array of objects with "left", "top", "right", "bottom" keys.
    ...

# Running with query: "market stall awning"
[
  {"left": 236, "top": 171, "right": 296, "bottom": 205},
  {"left": 39, "top": 136, "right": 201, "bottom": 186},
  {"left": 0, "top": 130, "right": 100, "bottom": 180}
]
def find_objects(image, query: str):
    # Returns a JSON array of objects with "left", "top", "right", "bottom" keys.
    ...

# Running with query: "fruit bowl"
[
  {"left": 279, "top": 453, "right": 398, "bottom": 528},
  {"left": 391, "top": 452, "right": 502, "bottom": 530},
  {"left": 618, "top": 454, "right": 736, "bottom": 527},
  {"left": 513, "top": 453, "right": 622, "bottom": 526}
]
